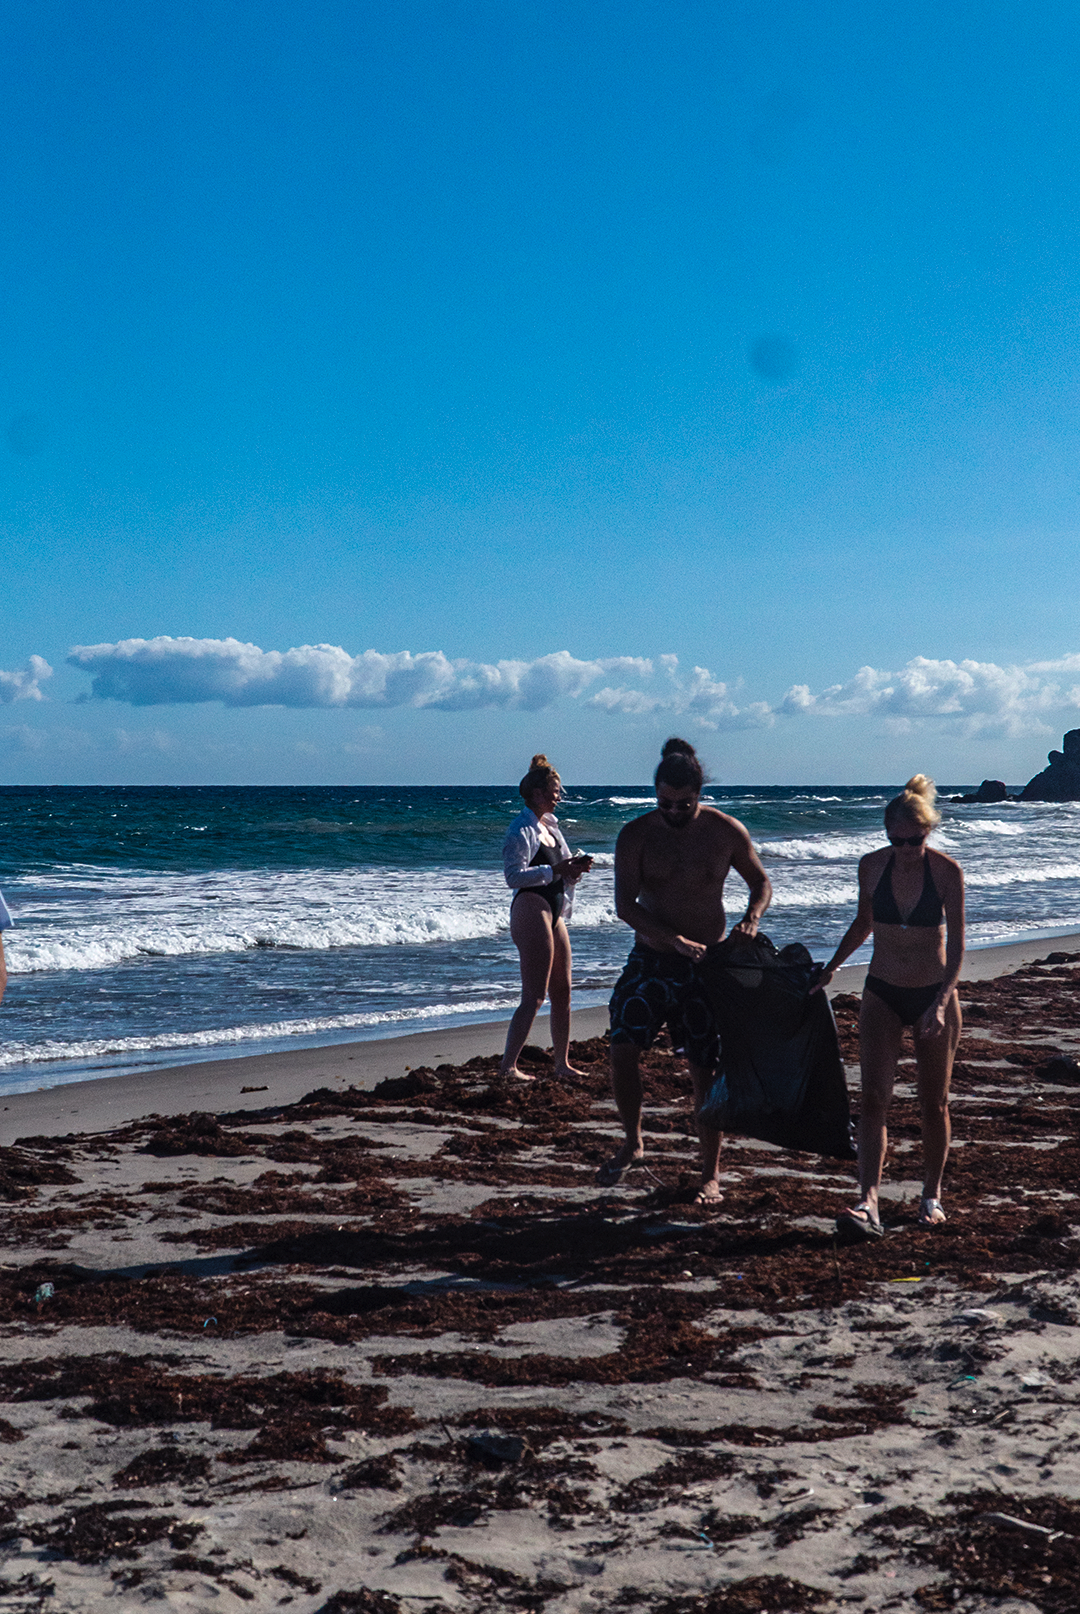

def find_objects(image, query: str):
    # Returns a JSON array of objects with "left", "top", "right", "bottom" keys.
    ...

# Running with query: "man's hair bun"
[
  {"left": 530, "top": 753, "right": 550, "bottom": 769},
  {"left": 655, "top": 736, "right": 705, "bottom": 792}
]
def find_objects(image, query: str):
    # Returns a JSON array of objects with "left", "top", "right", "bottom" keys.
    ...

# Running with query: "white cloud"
[
  {"left": 779, "top": 655, "right": 1079, "bottom": 738},
  {"left": 0, "top": 656, "right": 51, "bottom": 704},
  {"left": 67, "top": 638, "right": 638, "bottom": 713},
  {"left": 62, "top": 637, "right": 1080, "bottom": 739},
  {"left": 66, "top": 637, "right": 770, "bottom": 729}
]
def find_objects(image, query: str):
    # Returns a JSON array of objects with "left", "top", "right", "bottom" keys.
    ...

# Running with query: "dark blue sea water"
[{"left": 0, "top": 784, "right": 1077, "bottom": 1094}]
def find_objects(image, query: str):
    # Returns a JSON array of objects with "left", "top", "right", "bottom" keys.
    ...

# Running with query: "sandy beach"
[{"left": 0, "top": 933, "right": 1078, "bottom": 1612}]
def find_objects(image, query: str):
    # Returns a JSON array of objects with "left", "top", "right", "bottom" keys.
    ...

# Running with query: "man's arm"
[
  {"left": 727, "top": 823, "right": 772, "bottom": 938},
  {"left": 613, "top": 821, "right": 705, "bottom": 958}
]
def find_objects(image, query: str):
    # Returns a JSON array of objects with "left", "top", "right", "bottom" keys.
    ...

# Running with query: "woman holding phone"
[
  {"left": 814, "top": 775, "right": 964, "bottom": 1238},
  {"left": 500, "top": 754, "right": 593, "bottom": 1081}
]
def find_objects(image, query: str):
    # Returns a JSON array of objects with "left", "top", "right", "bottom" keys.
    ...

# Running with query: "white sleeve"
[{"left": 0, "top": 890, "right": 12, "bottom": 930}]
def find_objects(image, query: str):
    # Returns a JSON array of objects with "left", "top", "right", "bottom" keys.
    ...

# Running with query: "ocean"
[{"left": 0, "top": 784, "right": 1077, "bottom": 1096}]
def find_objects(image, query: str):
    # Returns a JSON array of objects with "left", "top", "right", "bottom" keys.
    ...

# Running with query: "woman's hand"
[
  {"left": 555, "top": 855, "right": 593, "bottom": 883},
  {"left": 672, "top": 934, "right": 707, "bottom": 962},
  {"left": 809, "top": 964, "right": 835, "bottom": 996},
  {"left": 918, "top": 998, "right": 948, "bottom": 1038}
]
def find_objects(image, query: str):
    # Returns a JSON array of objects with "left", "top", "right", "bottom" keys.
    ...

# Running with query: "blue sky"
[{"left": 3, "top": 0, "right": 1080, "bottom": 784}]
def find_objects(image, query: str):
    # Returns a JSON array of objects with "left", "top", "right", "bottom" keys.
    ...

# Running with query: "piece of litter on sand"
[
  {"left": 33, "top": 1283, "right": 54, "bottom": 1304},
  {"left": 465, "top": 1432, "right": 525, "bottom": 1469},
  {"left": 948, "top": 1375, "right": 978, "bottom": 1387},
  {"left": 984, "top": 1511, "right": 1076, "bottom": 1542},
  {"left": 240, "top": 1085, "right": 268, "bottom": 1093},
  {"left": 203, "top": 1317, "right": 218, "bottom": 1328},
  {"left": 889, "top": 1276, "right": 922, "bottom": 1283}
]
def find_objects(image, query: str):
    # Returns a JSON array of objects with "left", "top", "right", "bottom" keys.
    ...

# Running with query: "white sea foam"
[
  {"left": 966, "top": 860, "right": 1080, "bottom": 889},
  {"left": 0, "top": 995, "right": 522, "bottom": 1071},
  {"left": 4, "top": 865, "right": 515, "bottom": 974},
  {"left": 3, "top": 860, "right": 625, "bottom": 975},
  {"left": 761, "top": 833, "right": 884, "bottom": 861}
]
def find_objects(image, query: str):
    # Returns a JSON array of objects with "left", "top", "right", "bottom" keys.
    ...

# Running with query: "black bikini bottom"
[
  {"left": 863, "top": 975, "right": 942, "bottom": 1027},
  {"left": 512, "top": 883, "right": 565, "bottom": 923}
]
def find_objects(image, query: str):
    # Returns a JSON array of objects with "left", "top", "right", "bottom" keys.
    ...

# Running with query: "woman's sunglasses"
[{"left": 888, "top": 834, "right": 927, "bottom": 847}]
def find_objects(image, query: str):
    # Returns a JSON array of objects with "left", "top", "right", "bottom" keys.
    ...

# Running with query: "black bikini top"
[{"left": 871, "top": 853, "right": 943, "bottom": 928}]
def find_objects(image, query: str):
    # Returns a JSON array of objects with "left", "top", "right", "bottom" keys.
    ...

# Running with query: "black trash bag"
[{"left": 697, "top": 932, "right": 856, "bottom": 1159}]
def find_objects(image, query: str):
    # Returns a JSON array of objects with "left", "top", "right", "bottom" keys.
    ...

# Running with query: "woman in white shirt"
[{"left": 500, "top": 755, "right": 593, "bottom": 1080}]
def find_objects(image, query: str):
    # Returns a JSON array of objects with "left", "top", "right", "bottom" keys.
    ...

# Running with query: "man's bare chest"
[{"left": 640, "top": 833, "right": 729, "bottom": 888}]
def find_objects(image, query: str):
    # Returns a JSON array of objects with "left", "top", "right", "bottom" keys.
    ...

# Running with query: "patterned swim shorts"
[{"left": 608, "top": 944, "right": 720, "bottom": 1072}]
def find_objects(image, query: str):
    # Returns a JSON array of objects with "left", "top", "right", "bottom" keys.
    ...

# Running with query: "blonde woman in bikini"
[{"left": 814, "top": 776, "right": 964, "bottom": 1239}]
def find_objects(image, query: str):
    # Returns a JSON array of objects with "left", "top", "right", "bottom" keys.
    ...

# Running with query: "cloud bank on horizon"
[{"left": 31, "top": 635, "right": 1080, "bottom": 739}]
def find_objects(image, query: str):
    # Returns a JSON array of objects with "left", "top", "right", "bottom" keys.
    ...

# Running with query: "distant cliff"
[{"left": 1020, "top": 730, "right": 1080, "bottom": 801}]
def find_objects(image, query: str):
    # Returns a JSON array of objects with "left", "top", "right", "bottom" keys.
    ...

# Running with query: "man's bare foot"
[
  {"left": 596, "top": 1141, "right": 643, "bottom": 1186},
  {"left": 498, "top": 1066, "right": 536, "bottom": 1082},
  {"left": 693, "top": 1180, "right": 724, "bottom": 1207}
]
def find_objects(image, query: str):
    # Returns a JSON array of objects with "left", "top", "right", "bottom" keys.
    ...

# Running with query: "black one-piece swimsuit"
[
  {"left": 863, "top": 854, "right": 944, "bottom": 1026},
  {"left": 512, "top": 839, "right": 565, "bottom": 922}
]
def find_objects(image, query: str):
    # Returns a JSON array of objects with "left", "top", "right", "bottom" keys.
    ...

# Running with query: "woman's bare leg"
[
  {"left": 912, "top": 989, "right": 961, "bottom": 1204},
  {"left": 500, "top": 897, "right": 554, "bottom": 1078},
  {"left": 689, "top": 1060, "right": 724, "bottom": 1204},
  {"left": 548, "top": 919, "right": 585, "bottom": 1078},
  {"left": 852, "top": 988, "right": 905, "bottom": 1220}
]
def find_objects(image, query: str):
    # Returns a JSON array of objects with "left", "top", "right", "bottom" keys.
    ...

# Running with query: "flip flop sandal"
[
  {"left": 918, "top": 1197, "right": 946, "bottom": 1227},
  {"left": 596, "top": 1156, "right": 636, "bottom": 1187},
  {"left": 836, "top": 1202, "right": 884, "bottom": 1241}
]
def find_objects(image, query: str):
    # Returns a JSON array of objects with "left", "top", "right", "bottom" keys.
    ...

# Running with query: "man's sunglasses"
[
  {"left": 659, "top": 799, "right": 695, "bottom": 813},
  {"left": 888, "top": 834, "right": 927, "bottom": 847}
]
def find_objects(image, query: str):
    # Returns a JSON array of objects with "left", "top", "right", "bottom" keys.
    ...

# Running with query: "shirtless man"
[{"left": 600, "top": 738, "right": 772, "bottom": 1203}]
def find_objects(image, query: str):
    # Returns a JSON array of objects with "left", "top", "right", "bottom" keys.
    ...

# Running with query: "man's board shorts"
[{"left": 608, "top": 943, "right": 720, "bottom": 1072}]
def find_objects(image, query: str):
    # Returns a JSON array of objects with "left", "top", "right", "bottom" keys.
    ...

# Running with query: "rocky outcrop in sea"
[{"left": 1021, "top": 729, "right": 1080, "bottom": 801}]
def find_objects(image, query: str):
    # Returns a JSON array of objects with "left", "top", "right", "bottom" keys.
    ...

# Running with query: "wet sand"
[
  {"left": 0, "top": 939, "right": 1078, "bottom": 1612},
  {"left": 1, "top": 932, "right": 1071, "bottom": 1144}
]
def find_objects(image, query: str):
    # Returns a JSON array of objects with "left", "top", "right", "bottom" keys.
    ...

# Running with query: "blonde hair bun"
[
  {"left": 885, "top": 773, "right": 941, "bottom": 831},
  {"left": 519, "top": 754, "right": 560, "bottom": 803}
]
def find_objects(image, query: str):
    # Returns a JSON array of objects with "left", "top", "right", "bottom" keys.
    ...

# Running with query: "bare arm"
[
  {"left": 0, "top": 937, "right": 6, "bottom": 1006},
  {"left": 811, "top": 858, "right": 875, "bottom": 992},
  {"left": 613, "top": 823, "right": 703, "bottom": 958},
  {"left": 727, "top": 825, "right": 772, "bottom": 937},
  {"left": 919, "top": 858, "right": 965, "bottom": 1037}
]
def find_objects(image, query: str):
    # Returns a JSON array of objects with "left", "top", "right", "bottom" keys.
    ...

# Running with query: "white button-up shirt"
[{"left": 502, "top": 807, "right": 575, "bottom": 921}]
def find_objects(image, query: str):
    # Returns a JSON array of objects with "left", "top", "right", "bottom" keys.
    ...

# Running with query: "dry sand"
[{"left": 0, "top": 935, "right": 1077, "bottom": 1613}]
